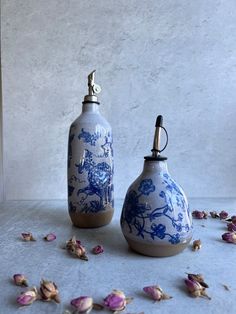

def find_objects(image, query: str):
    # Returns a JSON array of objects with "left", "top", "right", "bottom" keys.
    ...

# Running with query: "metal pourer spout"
[
  {"left": 152, "top": 115, "right": 163, "bottom": 158},
  {"left": 144, "top": 115, "right": 168, "bottom": 161},
  {"left": 84, "top": 70, "right": 101, "bottom": 103}
]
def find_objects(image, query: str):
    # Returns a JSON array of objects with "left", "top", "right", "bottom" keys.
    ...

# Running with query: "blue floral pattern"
[
  {"left": 68, "top": 128, "right": 114, "bottom": 213},
  {"left": 121, "top": 177, "right": 192, "bottom": 245}
]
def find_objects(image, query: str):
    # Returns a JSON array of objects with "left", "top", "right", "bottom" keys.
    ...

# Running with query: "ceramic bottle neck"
[
  {"left": 142, "top": 160, "right": 169, "bottom": 174},
  {"left": 82, "top": 102, "right": 100, "bottom": 113}
]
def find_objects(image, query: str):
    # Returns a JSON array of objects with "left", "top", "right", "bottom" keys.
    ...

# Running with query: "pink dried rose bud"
[
  {"left": 103, "top": 290, "right": 128, "bottom": 312},
  {"left": 143, "top": 285, "right": 172, "bottom": 301},
  {"left": 192, "top": 210, "right": 208, "bottom": 219},
  {"left": 222, "top": 232, "right": 236, "bottom": 244},
  {"left": 40, "top": 279, "right": 60, "bottom": 303},
  {"left": 21, "top": 232, "right": 36, "bottom": 241},
  {"left": 230, "top": 216, "right": 236, "bottom": 224},
  {"left": 17, "top": 286, "right": 38, "bottom": 306},
  {"left": 71, "top": 296, "right": 93, "bottom": 313},
  {"left": 227, "top": 223, "right": 236, "bottom": 232},
  {"left": 92, "top": 245, "right": 104, "bottom": 255},
  {"left": 184, "top": 279, "right": 210, "bottom": 299},
  {"left": 192, "top": 239, "right": 201, "bottom": 251},
  {"left": 44, "top": 233, "right": 56, "bottom": 242},
  {"left": 219, "top": 210, "right": 229, "bottom": 220},
  {"left": 187, "top": 273, "right": 208, "bottom": 288},
  {"left": 66, "top": 236, "right": 88, "bottom": 260},
  {"left": 210, "top": 211, "right": 220, "bottom": 218},
  {"left": 13, "top": 274, "right": 28, "bottom": 287}
]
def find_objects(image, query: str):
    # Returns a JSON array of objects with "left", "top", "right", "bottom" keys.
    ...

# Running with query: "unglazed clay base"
[
  {"left": 125, "top": 236, "right": 192, "bottom": 257},
  {"left": 69, "top": 207, "right": 114, "bottom": 228}
]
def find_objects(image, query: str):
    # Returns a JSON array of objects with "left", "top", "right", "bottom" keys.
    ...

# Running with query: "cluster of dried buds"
[
  {"left": 192, "top": 210, "right": 208, "bottom": 219},
  {"left": 192, "top": 239, "right": 201, "bottom": 251},
  {"left": 209, "top": 210, "right": 229, "bottom": 220},
  {"left": 221, "top": 214, "right": 236, "bottom": 244},
  {"left": 143, "top": 285, "right": 172, "bottom": 301},
  {"left": 184, "top": 273, "right": 210, "bottom": 299},
  {"left": 66, "top": 236, "right": 88, "bottom": 261},
  {"left": 16, "top": 277, "right": 60, "bottom": 306},
  {"left": 21, "top": 232, "right": 56, "bottom": 242},
  {"left": 69, "top": 290, "right": 132, "bottom": 313}
]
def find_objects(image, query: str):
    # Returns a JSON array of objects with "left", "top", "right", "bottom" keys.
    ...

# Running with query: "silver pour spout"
[
  {"left": 151, "top": 115, "right": 163, "bottom": 158},
  {"left": 84, "top": 70, "right": 101, "bottom": 103}
]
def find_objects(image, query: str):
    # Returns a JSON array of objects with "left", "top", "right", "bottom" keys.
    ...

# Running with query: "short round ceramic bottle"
[
  {"left": 120, "top": 116, "right": 192, "bottom": 256},
  {"left": 67, "top": 71, "right": 114, "bottom": 228}
]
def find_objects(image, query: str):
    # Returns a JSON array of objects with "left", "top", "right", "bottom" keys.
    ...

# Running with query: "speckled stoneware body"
[
  {"left": 68, "top": 102, "right": 114, "bottom": 228},
  {"left": 121, "top": 160, "right": 193, "bottom": 256}
]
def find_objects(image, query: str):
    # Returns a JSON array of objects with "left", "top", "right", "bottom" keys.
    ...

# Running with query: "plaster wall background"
[{"left": 1, "top": 0, "right": 236, "bottom": 201}]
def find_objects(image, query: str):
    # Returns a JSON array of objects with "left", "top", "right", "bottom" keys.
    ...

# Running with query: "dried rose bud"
[
  {"left": 71, "top": 296, "right": 93, "bottom": 313},
  {"left": 187, "top": 273, "right": 208, "bottom": 288},
  {"left": 227, "top": 223, "right": 236, "bottom": 232},
  {"left": 143, "top": 285, "right": 172, "bottom": 301},
  {"left": 103, "top": 290, "right": 127, "bottom": 312},
  {"left": 16, "top": 287, "right": 38, "bottom": 306},
  {"left": 21, "top": 232, "right": 36, "bottom": 241},
  {"left": 219, "top": 210, "right": 229, "bottom": 220},
  {"left": 184, "top": 279, "right": 210, "bottom": 299},
  {"left": 66, "top": 236, "right": 88, "bottom": 261},
  {"left": 40, "top": 279, "right": 60, "bottom": 303},
  {"left": 44, "top": 233, "right": 56, "bottom": 242},
  {"left": 210, "top": 211, "right": 219, "bottom": 218},
  {"left": 231, "top": 216, "right": 236, "bottom": 224},
  {"left": 222, "top": 232, "right": 236, "bottom": 244},
  {"left": 92, "top": 245, "right": 104, "bottom": 255},
  {"left": 13, "top": 274, "right": 28, "bottom": 287},
  {"left": 192, "top": 210, "right": 208, "bottom": 219},
  {"left": 192, "top": 239, "right": 201, "bottom": 251}
]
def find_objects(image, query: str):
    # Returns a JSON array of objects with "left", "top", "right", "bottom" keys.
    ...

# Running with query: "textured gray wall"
[{"left": 2, "top": 0, "right": 236, "bottom": 200}]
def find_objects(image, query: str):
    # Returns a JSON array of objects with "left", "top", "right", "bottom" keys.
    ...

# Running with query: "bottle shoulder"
[{"left": 70, "top": 111, "right": 111, "bottom": 131}]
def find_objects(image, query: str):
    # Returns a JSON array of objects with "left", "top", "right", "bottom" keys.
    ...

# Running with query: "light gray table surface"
[{"left": 0, "top": 198, "right": 236, "bottom": 314}]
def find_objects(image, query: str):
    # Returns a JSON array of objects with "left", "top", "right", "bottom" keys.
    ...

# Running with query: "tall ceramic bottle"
[
  {"left": 67, "top": 71, "right": 114, "bottom": 228},
  {"left": 121, "top": 115, "right": 193, "bottom": 256}
]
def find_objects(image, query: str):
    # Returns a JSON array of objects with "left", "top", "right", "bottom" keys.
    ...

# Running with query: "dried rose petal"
[
  {"left": 222, "top": 232, "right": 236, "bottom": 244},
  {"left": 71, "top": 296, "right": 93, "bottom": 313},
  {"left": 143, "top": 285, "right": 172, "bottom": 301},
  {"left": 17, "top": 287, "right": 38, "bottom": 306},
  {"left": 21, "top": 232, "right": 36, "bottom": 241},
  {"left": 103, "top": 290, "right": 127, "bottom": 312},
  {"left": 227, "top": 223, "right": 236, "bottom": 232},
  {"left": 40, "top": 279, "right": 60, "bottom": 303},
  {"left": 192, "top": 210, "right": 208, "bottom": 219},
  {"left": 192, "top": 239, "right": 201, "bottom": 251},
  {"left": 92, "top": 245, "right": 104, "bottom": 255},
  {"left": 13, "top": 274, "right": 28, "bottom": 287},
  {"left": 44, "top": 233, "right": 56, "bottom": 242},
  {"left": 187, "top": 273, "right": 208, "bottom": 288},
  {"left": 210, "top": 211, "right": 219, "bottom": 218},
  {"left": 219, "top": 210, "right": 229, "bottom": 220}
]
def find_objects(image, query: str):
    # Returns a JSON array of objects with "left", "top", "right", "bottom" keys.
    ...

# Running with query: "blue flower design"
[
  {"left": 69, "top": 202, "right": 76, "bottom": 213},
  {"left": 68, "top": 185, "right": 75, "bottom": 197},
  {"left": 151, "top": 223, "right": 166, "bottom": 239},
  {"left": 138, "top": 179, "right": 155, "bottom": 195},
  {"left": 122, "top": 190, "right": 148, "bottom": 225},
  {"left": 78, "top": 128, "right": 100, "bottom": 146},
  {"left": 88, "top": 162, "right": 111, "bottom": 189},
  {"left": 169, "top": 234, "right": 180, "bottom": 244}
]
